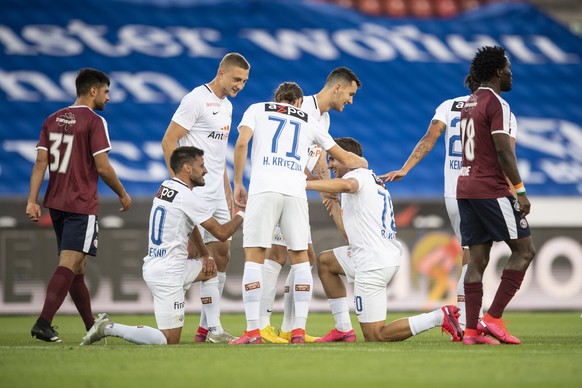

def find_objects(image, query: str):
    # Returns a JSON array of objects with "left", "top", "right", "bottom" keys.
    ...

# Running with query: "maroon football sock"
[
  {"left": 487, "top": 269, "right": 525, "bottom": 319},
  {"left": 464, "top": 282, "right": 483, "bottom": 330},
  {"left": 69, "top": 274, "right": 94, "bottom": 331},
  {"left": 39, "top": 266, "right": 75, "bottom": 324}
]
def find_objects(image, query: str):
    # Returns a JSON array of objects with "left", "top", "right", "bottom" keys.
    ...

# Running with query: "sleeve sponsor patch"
[
  {"left": 155, "top": 185, "right": 178, "bottom": 203},
  {"left": 451, "top": 100, "right": 465, "bottom": 112}
]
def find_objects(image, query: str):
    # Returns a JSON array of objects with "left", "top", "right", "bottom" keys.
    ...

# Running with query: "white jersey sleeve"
[{"left": 301, "top": 95, "right": 331, "bottom": 172}]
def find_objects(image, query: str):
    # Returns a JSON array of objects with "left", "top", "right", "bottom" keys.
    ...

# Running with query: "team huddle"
[{"left": 26, "top": 46, "right": 535, "bottom": 347}]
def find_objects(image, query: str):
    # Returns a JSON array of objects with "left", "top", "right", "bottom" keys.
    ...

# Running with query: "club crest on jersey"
[
  {"left": 156, "top": 185, "right": 177, "bottom": 202},
  {"left": 265, "top": 103, "right": 308, "bottom": 122}
]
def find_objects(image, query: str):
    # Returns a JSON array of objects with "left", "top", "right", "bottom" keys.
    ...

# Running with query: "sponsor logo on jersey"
[
  {"left": 245, "top": 281, "right": 261, "bottom": 291},
  {"left": 451, "top": 100, "right": 465, "bottom": 112},
  {"left": 520, "top": 218, "right": 528, "bottom": 229},
  {"left": 265, "top": 103, "right": 308, "bottom": 122},
  {"left": 56, "top": 112, "right": 76, "bottom": 131},
  {"left": 206, "top": 102, "right": 221, "bottom": 107},
  {"left": 207, "top": 125, "right": 230, "bottom": 140},
  {"left": 156, "top": 185, "right": 177, "bottom": 202}
]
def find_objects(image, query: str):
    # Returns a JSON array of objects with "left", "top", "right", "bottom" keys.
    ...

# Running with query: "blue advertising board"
[{"left": 1, "top": 0, "right": 581, "bottom": 198}]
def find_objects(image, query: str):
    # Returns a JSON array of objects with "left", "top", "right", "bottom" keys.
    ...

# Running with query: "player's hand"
[
  {"left": 119, "top": 193, "right": 132, "bottom": 212},
  {"left": 322, "top": 197, "right": 337, "bottom": 214},
  {"left": 26, "top": 202, "right": 41, "bottom": 222},
  {"left": 515, "top": 195, "right": 531, "bottom": 216},
  {"left": 320, "top": 191, "right": 339, "bottom": 202},
  {"left": 379, "top": 170, "right": 406, "bottom": 182},
  {"left": 201, "top": 255, "right": 217, "bottom": 276},
  {"left": 234, "top": 184, "right": 247, "bottom": 209}
]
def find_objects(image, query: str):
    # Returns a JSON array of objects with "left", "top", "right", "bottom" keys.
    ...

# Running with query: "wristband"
[
  {"left": 514, "top": 182, "right": 526, "bottom": 196},
  {"left": 236, "top": 211, "right": 245, "bottom": 220}
]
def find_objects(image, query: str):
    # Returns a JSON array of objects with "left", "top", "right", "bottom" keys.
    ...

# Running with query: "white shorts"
[
  {"left": 271, "top": 224, "right": 312, "bottom": 246},
  {"left": 142, "top": 258, "right": 202, "bottom": 330},
  {"left": 445, "top": 196, "right": 467, "bottom": 249},
  {"left": 196, "top": 197, "right": 231, "bottom": 244},
  {"left": 243, "top": 192, "right": 309, "bottom": 250},
  {"left": 333, "top": 246, "right": 399, "bottom": 323}
]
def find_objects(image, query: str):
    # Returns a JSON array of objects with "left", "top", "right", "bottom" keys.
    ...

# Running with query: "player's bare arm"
[
  {"left": 94, "top": 152, "right": 131, "bottom": 212},
  {"left": 323, "top": 198, "right": 348, "bottom": 243},
  {"left": 380, "top": 119, "right": 446, "bottom": 182},
  {"left": 26, "top": 149, "right": 49, "bottom": 222},
  {"left": 188, "top": 226, "right": 209, "bottom": 259},
  {"left": 233, "top": 125, "right": 253, "bottom": 207},
  {"left": 327, "top": 145, "right": 367, "bottom": 169},
  {"left": 312, "top": 149, "right": 330, "bottom": 179},
  {"left": 161, "top": 121, "right": 188, "bottom": 178},
  {"left": 200, "top": 212, "right": 244, "bottom": 242},
  {"left": 493, "top": 132, "right": 531, "bottom": 215},
  {"left": 306, "top": 177, "right": 359, "bottom": 194},
  {"left": 223, "top": 162, "right": 234, "bottom": 216}
]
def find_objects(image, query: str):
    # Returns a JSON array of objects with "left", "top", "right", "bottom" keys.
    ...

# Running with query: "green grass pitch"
[{"left": 1, "top": 312, "right": 580, "bottom": 387}]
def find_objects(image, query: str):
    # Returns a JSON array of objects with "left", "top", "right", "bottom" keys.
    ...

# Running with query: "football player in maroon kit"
[
  {"left": 457, "top": 46, "right": 536, "bottom": 345},
  {"left": 26, "top": 68, "right": 131, "bottom": 342}
]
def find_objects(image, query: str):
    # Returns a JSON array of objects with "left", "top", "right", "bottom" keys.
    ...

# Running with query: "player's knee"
[{"left": 316, "top": 251, "right": 333, "bottom": 272}]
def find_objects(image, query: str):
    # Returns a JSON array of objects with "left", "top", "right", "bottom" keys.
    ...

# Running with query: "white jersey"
[
  {"left": 301, "top": 95, "right": 331, "bottom": 172},
  {"left": 238, "top": 102, "right": 336, "bottom": 199},
  {"left": 171, "top": 84, "right": 233, "bottom": 199},
  {"left": 340, "top": 168, "right": 402, "bottom": 271},
  {"left": 432, "top": 95, "right": 517, "bottom": 198},
  {"left": 143, "top": 178, "right": 213, "bottom": 277}
]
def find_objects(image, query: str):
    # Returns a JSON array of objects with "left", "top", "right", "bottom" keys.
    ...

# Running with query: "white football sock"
[
  {"left": 329, "top": 297, "right": 352, "bottom": 332},
  {"left": 242, "top": 262, "right": 263, "bottom": 331},
  {"left": 280, "top": 268, "right": 294, "bottom": 333},
  {"left": 291, "top": 262, "right": 312, "bottom": 330},
  {"left": 105, "top": 323, "right": 167, "bottom": 345},
  {"left": 201, "top": 277, "right": 223, "bottom": 334},
  {"left": 457, "top": 264, "right": 468, "bottom": 330},
  {"left": 408, "top": 309, "right": 443, "bottom": 336},
  {"left": 259, "top": 259, "right": 282, "bottom": 329},
  {"left": 198, "top": 271, "right": 226, "bottom": 330}
]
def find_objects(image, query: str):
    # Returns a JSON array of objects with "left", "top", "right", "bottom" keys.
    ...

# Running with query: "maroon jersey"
[
  {"left": 457, "top": 87, "right": 513, "bottom": 199},
  {"left": 36, "top": 105, "right": 112, "bottom": 215}
]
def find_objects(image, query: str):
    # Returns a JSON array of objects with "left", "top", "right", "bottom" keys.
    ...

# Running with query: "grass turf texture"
[{"left": 1, "top": 312, "right": 580, "bottom": 387}]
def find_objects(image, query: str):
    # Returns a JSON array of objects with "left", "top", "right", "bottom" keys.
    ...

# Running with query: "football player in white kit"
[
  {"left": 161, "top": 53, "right": 250, "bottom": 342},
  {"left": 81, "top": 147, "right": 245, "bottom": 346},
  {"left": 307, "top": 137, "right": 463, "bottom": 343},
  {"left": 230, "top": 82, "right": 368, "bottom": 344},
  {"left": 258, "top": 68, "right": 362, "bottom": 344},
  {"left": 379, "top": 72, "right": 517, "bottom": 336}
]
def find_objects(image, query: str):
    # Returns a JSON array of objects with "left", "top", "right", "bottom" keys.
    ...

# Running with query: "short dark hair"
[
  {"left": 334, "top": 137, "right": 363, "bottom": 157},
  {"left": 170, "top": 146, "right": 204, "bottom": 174},
  {"left": 274, "top": 82, "right": 303, "bottom": 104},
  {"left": 220, "top": 52, "right": 250, "bottom": 71},
  {"left": 325, "top": 67, "right": 362, "bottom": 88},
  {"left": 464, "top": 69, "right": 480, "bottom": 93},
  {"left": 470, "top": 46, "right": 507, "bottom": 84},
  {"left": 75, "top": 68, "right": 110, "bottom": 97}
]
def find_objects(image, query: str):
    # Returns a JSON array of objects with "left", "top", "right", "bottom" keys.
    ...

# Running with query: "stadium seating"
[{"left": 316, "top": 0, "right": 524, "bottom": 18}]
